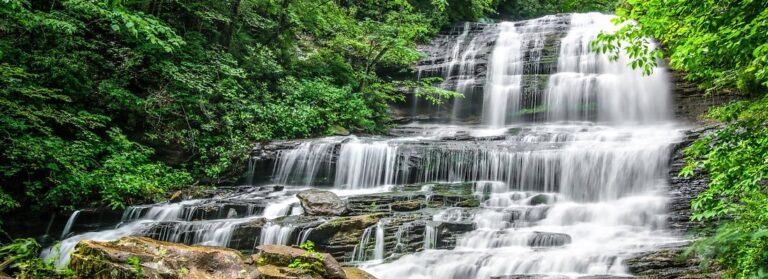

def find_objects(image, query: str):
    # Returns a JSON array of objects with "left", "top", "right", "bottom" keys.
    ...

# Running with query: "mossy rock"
[
  {"left": 253, "top": 245, "right": 345, "bottom": 279},
  {"left": 69, "top": 236, "right": 258, "bottom": 279},
  {"left": 390, "top": 200, "right": 424, "bottom": 212}
]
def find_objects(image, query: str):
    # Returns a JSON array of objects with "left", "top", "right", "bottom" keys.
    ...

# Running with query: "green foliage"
[
  {"left": 682, "top": 96, "right": 768, "bottom": 278},
  {"left": 498, "top": 0, "right": 618, "bottom": 20},
  {"left": 1, "top": 0, "right": 495, "bottom": 215},
  {"left": 127, "top": 255, "right": 143, "bottom": 279},
  {"left": 0, "top": 239, "right": 72, "bottom": 278},
  {"left": 288, "top": 241, "right": 325, "bottom": 272},
  {"left": 591, "top": 18, "right": 664, "bottom": 76},
  {"left": 591, "top": 0, "right": 768, "bottom": 93}
]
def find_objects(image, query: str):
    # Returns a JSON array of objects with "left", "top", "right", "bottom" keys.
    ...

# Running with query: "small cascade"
[
  {"left": 334, "top": 140, "right": 400, "bottom": 189},
  {"left": 373, "top": 220, "right": 387, "bottom": 261},
  {"left": 352, "top": 225, "right": 376, "bottom": 262},
  {"left": 272, "top": 140, "right": 338, "bottom": 186},
  {"left": 423, "top": 222, "right": 437, "bottom": 249},
  {"left": 151, "top": 218, "right": 249, "bottom": 246},
  {"left": 297, "top": 227, "right": 314, "bottom": 245},
  {"left": 444, "top": 22, "right": 471, "bottom": 79},
  {"left": 393, "top": 223, "right": 412, "bottom": 253},
  {"left": 60, "top": 210, "right": 80, "bottom": 239},
  {"left": 352, "top": 219, "right": 388, "bottom": 262},
  {"left": 262, "top": 197, "right": 298, "bottom": 219},
  {"left": 260, "top": 223, "right": 295, "bottom": 245}
]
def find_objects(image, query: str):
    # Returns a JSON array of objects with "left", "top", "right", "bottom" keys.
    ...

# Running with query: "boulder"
[
  {"left": 306, "top": 214, "right": 385, "bottom": 261},
  {"left": 69, "top": 236, "right": 259, "bottom": 279},
  {"left": 254, "top": 245, "right": 346, "bottom": 279},
  {"left": 297, "top": 189, "right": 347, "bottom": 216},
  {"left": 528, "top": 194, "right": 553, "bottom": 206}
]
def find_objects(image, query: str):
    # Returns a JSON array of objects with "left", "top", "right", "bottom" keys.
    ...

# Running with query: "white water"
[
  {"left": 362, "top": 13, "right": 685, "bottom": 278},
  {"left": 482, "top": 21, "right": 523, "bottom": 127},
  {"left": 545, "top": 14, "right": 671, "bottom": 123},
  {"left": 60, "top": 210, "right": 80, "bottom": 239}
]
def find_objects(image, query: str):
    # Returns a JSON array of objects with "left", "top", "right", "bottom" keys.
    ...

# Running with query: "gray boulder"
[{"left": 297, "top": 189, "right": 347, "bottom": 216}]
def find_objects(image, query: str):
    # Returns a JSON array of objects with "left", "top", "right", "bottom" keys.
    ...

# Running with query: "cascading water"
[
  {"left": 360, "top": 12, "right": 685, "bottom": 278},
  {"left": 48, "top": 12, "right": 688, "bottom": 279}
]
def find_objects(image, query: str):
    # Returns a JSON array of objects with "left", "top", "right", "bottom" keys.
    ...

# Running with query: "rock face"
[
  {"left": 69, "top": 236, "right": 259, "bottom": 279},
  {"left": 297, "top": 189, "right": 348, "bottom": 216},
  {"left": 624, "top": 125, "right": 723, "bottom": 278},
  {"left": 665, "top": 126, "right": 720, "bottom": 233},
  {"left": 254, "top": 245, "right": 346, "bottom": 279},
  {"left": 624, "top": 247, "right": 721, "bottom": 278},
  {"left": 668, "top": 69, "right": 744, "bottom": 124}
]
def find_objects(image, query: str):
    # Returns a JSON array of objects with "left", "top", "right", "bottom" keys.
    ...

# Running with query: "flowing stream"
[{"left": 46, "top": 13, "right": 687, "bottom": 278}]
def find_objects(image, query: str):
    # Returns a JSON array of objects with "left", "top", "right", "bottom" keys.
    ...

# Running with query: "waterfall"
[
  {"left": 352, "top": 219, "right": 388, "bottom": 262},
  {"left": 482, "top": 22, "right": 523, "bottom": 127},
  {"left": 352, "top": 225, "right": 376, "bottom": 262},
  {"left": 373, "top": 220, "right": 387, "bottom": 260},
  {"left": 49, "top": 12, "right": 686, "bottom": 279},
  {"left": 545, "top": 14, "right": 671, "bottom": 123},
  {"left": 423, "top": 222, "right": 437, "bottom": 249},
  {"left": 272, "top": 140, "right": 338, "bottom": 186},
  {"left": 260, "top": 223, "right": 295, "bottom": 245},
  {"left": 362, "top": 13, "right": 684, "bottom": 278},
  {"left": 334, "top": 140, "right": 400, "bottom": 189},
  {"left": 60, "top": 210, "right": 80, "bottom": 240}
]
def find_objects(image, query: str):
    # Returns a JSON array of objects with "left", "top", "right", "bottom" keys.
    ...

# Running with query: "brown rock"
[
  {"left": 69, "top": 236, "right": 258, "bottom": 279},
  {"left": 390, "top": 200, "right": 423, "bottom": 211},
  {"left": 343, "top": 267, "right": 377, "bottom": 279},
  {"left": 254, "top": 245, "right": 346, "bottom": 279}
]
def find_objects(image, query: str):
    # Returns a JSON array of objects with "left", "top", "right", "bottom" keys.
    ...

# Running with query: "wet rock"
[
  {"left": 347, "top": 194, "right": 407, "bottom": 215},
  {"left": 527, "top": 232, "right": 572, "bottom": 247},
  {"left": 254, "top": 244, "right": 346, "bottom": 279},
  {"left": 229, "top": 218, "right": 269, "bottom": 250},
  {"left": 343, "top": 267, "right": 377, "bottom": 279},
  {"left": 297, "top": 189, "right": 347, "bottom": 216},
  {"left": 430, "top": 220, "right": 476, "bottom": 249},
  {"left": 306, "top": 214, "right": 385, "bottom": 261},
  {"left": 390, "top": 200, "right": 424, "bottom": 212},
  {"left": 624, "top": 248, "right": 720, "bottom": 278},
  {"left": 528, "top": 194, "right": 553, "bottom": 206},
  {"left": 666, "top": 126, "right": 719, "bottom": 233},
  {"left": 69, "top": 236, "right": 258, "bottom": 279}
]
